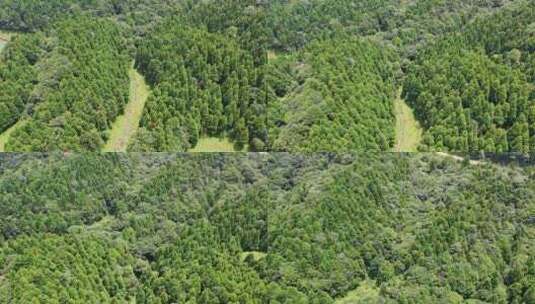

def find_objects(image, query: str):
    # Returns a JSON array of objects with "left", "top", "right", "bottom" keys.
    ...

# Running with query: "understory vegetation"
[{"left": 0, "top": 153, "right": 533, "bottom": 303}]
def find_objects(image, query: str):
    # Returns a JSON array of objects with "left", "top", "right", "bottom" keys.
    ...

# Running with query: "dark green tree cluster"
[
  {"left": 268, "top": 37, "right": 399, "bottom": 151},
  {"left": 0, "top": 0, "right": 82, "bottom": 31},
  {"left": 263, "top": 0, "right": 397, "bottom": 51},
  {"left": 134, "top": 222, "right": 271, "bottom": 304},
  {"left": 0, "top": 153, "right": 532, "bottom": 303},
  {"left": 5, "top": 17, "right": 130, "bottom": 151},
  {"left": 0, "top": 34, "right": 43, "bottom": 132},
  {"left": 178, "top": 0, "right": 269, "bottom": 62},
  {"left": 262, "top": 0, "right": 509, "bottom": 54},
  {"left": 390, "top": 0, "right": 512, "bottom": 58},
  {"left": 0, "top": 0, "right": 183, "bottom": 33},
  {"left": 461, "top": 0, "right": 535, "bottom": 84},
  {"left": 129, "top": 20, "right": 269, "bottom": 151},
  {"left": 0, "top": 154, "right": 132, "bottom": 240},
  {"left": 0, "top": 233, "right": 139, "bottom": 303},
  {"left": 404, "top": 48, "right": 533, "bottom": 152},
  {"left": 404, "top": 1, "right": 535, "bottom": 153}
]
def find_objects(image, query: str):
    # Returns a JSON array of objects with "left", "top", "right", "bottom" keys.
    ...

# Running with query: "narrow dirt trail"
[
  {"left": 435, "top": 152, "right": 486, "bottom": 166},
  {"left": 103, "top": 66, "right": 150, "bottom": 152},
  {"left": 393, "top": 88, "right": 422, "bottom": 152}
]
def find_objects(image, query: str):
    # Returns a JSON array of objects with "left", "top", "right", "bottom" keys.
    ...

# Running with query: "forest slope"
[
  {"left": 268, "top": 37, "right": 399, "bottom": 151},
  {"left": 403, "top": 1, "right": 535, "bottom": 153},
  {"left": 0, "top": 153, "right": 533, "bottom": 303},
  {"left": 4, "top": 17, "right": 130, "bottom": 151},
  {"left": 128, "top": 19, "right": 269, "bottom": 152},
  {"left": 0, "top": 0, "right": 531, "bottom": 152}
]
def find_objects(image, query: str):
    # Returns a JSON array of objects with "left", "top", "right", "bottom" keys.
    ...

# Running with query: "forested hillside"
[
  {"left": 0, "top": 0, "right": 182, "bottom": 34},
  {"left": 404, "top": 1, "right": 535, "bottom": 153},
  {"left": 129, "top": 19, "right": 269, "bottom": 151},
  {"left": 262, "top": 0, "right": 512, "bottom": 55},
  {"left": 0, "top": 34, "right": 43, "bottom": 132},
  {"left": 0, "top": 153, "right": 533, "bottom": 303},
  {"left": 3, "top": 17, "right": 130, "bottom": 151},
  {"left": 263, "top": 0, "right": 532, "bottom": 152},
  {"left": 0, "top": 0, "right": 534, "bottom": 152},
  {"left": 267, "top": 37, "right": 399, "bottom": 151}
]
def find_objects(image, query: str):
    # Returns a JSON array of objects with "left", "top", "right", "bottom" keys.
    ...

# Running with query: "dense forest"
[
  {"left": 0, "top": 153, "right": 533, "bottom": 303},
  {"left": 267, "top": 37, "right": 399, "bottom": 151},
  {"left": 129, "top": 18, "right": 269, "bottom": 151},
  {"left": 403, "top": 2, "right": 535, "bottom": 153},
  {"left": 1, "top": 17, "right": 130, "bottom": 151},
  {"left": 262, "top": 0, "right": 534, "bottom": 152},
  {"left": 2, "top": 2, "right": 535, "bottom": 303},
  {"left": 1, "top": 0, "right": 534, "bottom": 152},
  {"left": 0, "top": 33, "right": 42, "bottom": 132}
]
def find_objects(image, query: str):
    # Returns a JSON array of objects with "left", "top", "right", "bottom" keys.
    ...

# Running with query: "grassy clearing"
[
  {"left": 0, "top": 30, "right": 15, "bottom": 47},
  {"left": 435, "top": 152, "right": 485, "bottom": 166},
  {"left": 0, "top": 31, "right": 12, "bottom": 52},
  {"left": 240, "top": 251, "right": 267, "bottom": 262},
  {"left": 0, "top": 31, "right": 14, "bottom": 40},
  {"left": 393, "top": 88, "right": 422, "bottom": 152},
  {"left": 188, "top": 137, "right": 244, "bottom": 153},
  {"left": 267, "top": 50, "right": 278, "bottom": 62},
  {"left": 0, "top": 120, "right": 27, "bottom": 152},
  {"left": 103, "top": 66, "right": 150, "bottom": 152},
  {"left": 335, "top": 280, "right": 379, "bottom": 304}
]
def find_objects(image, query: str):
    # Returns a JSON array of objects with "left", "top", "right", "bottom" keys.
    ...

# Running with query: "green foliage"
[
  {"left": 0, "top": 1, "right": 532, "bottom": 152},
  {"left": 0, "top": 233, "right": 139, "bottom": 303},
  {"left": 129, "top": 20, "right": 269, "bottom": 151},
  {"left": 5, "top": 17, "right": 130, "bottom": 151},
  {"left": 404, "top": 2, "right": 535, "bottom": 153},
  {"left": 263, "top": 0, "right": 397, "bottom": 51},
  {"left": 262, "top": 0, "right": 509, "bottom": 54},
  {"left": 0, "top": 154, "right": 132, "bottom": 239},
  {"left": 405, "top": 48, "right": 533, "bottom": 152},
  {"left": 0, "top": 0, "right": 182, "bottom": 33},
  {"left": 268, "top": 37, "right": 399, "bottom": 151},
  {"left": 0, "top": 154, "right": 533, "bottom": 303},
  {"left": 0, "top": 34, "right": 43, "bottom": 132}
]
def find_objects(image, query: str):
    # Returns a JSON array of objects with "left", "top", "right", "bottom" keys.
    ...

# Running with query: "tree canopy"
[
  {"left": 0, "top": 153, "right": 533, "bottom": 303},
  {"left": 1, "top": 0, "right": 533, "bottom": 152}
]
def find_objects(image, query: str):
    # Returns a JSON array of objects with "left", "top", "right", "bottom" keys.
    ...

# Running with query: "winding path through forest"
[{"left": 103, "top": 66, "right": 150, "bottom": 152}]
